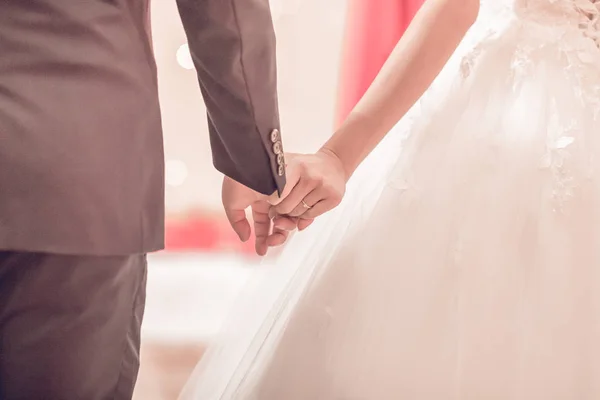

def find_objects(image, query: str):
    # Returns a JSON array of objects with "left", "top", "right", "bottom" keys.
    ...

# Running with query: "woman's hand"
[{"left": 271, "top": 148, "right": 347, "bottom": 220}]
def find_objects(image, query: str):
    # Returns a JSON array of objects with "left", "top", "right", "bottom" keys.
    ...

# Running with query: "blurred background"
[{"left": 135, "top": 0, "right": 422, "bottom": 398}]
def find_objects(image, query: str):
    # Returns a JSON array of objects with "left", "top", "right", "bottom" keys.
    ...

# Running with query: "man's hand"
[
  {"left": 222, "top": 176, "right": 294, "bottom": 256},
  {"left": 272, "top": 148, "right": 346, "bottom": 220},
  {"left": 222, "top": 146, "right": 346, "bottom": 255}
]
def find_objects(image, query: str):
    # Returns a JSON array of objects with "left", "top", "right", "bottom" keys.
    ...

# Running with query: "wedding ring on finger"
[{"left": 301, "top": 199, "right": 312, "bottom": 209}]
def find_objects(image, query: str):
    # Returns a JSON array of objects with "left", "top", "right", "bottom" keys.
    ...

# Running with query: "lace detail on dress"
[
  {"left": 455, "top": 0, "right": 600, "bottom": 212},
  {"left": 511, "top": 1, "right": 600, "bottom": 212},
  {"left": 574, "top": 0, "right": 600, "bottom": 47},
  {"left": 515, "top": 0, "right": 600, "bottom": 46},
  {"left": 540, "top": 108, "right": 578, "bottom": 212}
]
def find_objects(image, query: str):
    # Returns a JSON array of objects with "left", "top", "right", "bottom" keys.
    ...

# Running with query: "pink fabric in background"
[{"left": 335, "top": 0, "right": 423, "bottom": 125}]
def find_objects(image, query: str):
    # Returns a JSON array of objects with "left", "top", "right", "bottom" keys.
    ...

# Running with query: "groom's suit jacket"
[{"left": 0, "top": 0, "right": 285, "bottom": 255}]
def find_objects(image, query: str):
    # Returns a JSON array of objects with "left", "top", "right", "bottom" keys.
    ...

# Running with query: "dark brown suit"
[{"left": 0, "top": 1, "right": 285, "bottom": 398}]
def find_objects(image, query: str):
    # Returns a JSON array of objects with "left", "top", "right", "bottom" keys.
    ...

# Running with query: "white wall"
[{"left": 143, "top": 253, "right": 258, "bottom": 341}]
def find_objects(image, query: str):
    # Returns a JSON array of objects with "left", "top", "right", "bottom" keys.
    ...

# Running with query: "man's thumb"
[{"left": 224, "top": 208, "right": 251, "bottom": 242}]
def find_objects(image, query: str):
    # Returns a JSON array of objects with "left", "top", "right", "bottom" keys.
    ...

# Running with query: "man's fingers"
[
  {"left": 224, "top": 208, "right": 251, "bottom": 242},
  {"left": 297, "top": 218, "right": 314, "bottom": 231},
  {"left": 273, "top": 215, "right": 298, "bottom": 231},
  {"left": 252, "top": 202, "right": 272, "bottom": 239},
  {"left": 255, "top": 239, "right": 268, "bottom": 256},
  {"left": 267, "top": 228, "right": 289, "bottom": 247},
  {"left": 252, "top": 201, "right": 273, "bottom": 256}
]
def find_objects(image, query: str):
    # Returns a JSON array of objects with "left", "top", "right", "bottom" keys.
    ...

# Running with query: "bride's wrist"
[
  {"left": 318, "top": 143, "right": 354, "bottom": 182},
  {"left": 321, "top": 129, "right": 369, "bottom": 181}
]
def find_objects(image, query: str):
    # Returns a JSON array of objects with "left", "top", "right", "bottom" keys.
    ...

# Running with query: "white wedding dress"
[{"left": 180, "top": 0, "right": 600, "bottom": 398}]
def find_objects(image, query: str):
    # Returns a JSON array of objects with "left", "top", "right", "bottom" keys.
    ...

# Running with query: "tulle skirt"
[{"left": 180, "top": 10, "right": 600, "bottom": 400}]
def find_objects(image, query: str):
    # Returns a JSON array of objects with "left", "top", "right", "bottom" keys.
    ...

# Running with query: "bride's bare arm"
[
  {"left": 322, "top": 0, "right": 479, "bottom": 179},
  {"left": 269, "top": 0, "right": 478, "bottom": 224}
]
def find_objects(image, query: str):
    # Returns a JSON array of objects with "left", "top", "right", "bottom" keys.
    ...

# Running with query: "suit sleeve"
[{"left": 176, "top": 0, "right": 286, "bottom": 195}]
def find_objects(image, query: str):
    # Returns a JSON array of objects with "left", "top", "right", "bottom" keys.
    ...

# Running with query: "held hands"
[
  {"left": 271, "top": 148, "right": 346, "bottom": 220},
  {"left": 222, "top": 148, "right": 346, "bottom": 256}
]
